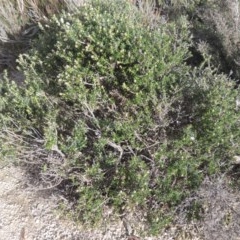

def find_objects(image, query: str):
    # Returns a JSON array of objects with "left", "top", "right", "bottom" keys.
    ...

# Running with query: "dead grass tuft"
[{"left": 0, "top": 0, "right": 86, "bottom": 77}]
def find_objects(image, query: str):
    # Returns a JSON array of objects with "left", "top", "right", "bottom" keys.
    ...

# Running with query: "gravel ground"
[
  {"left": 0, "top": 163, "right": 203, "bottom": 240},
  {"left": 0, "top": 164, "right": 125, "bottom": 240}
]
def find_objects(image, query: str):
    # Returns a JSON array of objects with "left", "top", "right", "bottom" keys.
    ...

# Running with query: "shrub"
[
  {"left": 184, "top": 0, "right": 240, "bottom": 80},
  {"left": 0, "top": 0, "right": 85, "bottom": 74},
  {"left": 0, "top": 0, "right": 240, "bottom": 234}
]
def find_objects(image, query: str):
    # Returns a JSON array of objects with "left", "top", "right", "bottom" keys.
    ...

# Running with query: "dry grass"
[
  {"left": 0, "top": 0, "right": 86, "bottom": 77},
  {"left": 0, "top": 0, "right": 87, "bottom": 39}
]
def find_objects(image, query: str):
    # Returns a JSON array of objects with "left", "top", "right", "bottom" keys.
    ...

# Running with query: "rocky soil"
[
  {"left": 0, "top": 163, "right": 201, "bottom": 240},
  {"left": 0, "top": 164, "right": 126, "bottom": 240},
  {"left": 1, "top": 162, "right": 240, "bottom": 240}
]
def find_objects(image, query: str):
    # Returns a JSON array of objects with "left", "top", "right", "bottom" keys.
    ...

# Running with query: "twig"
[{"left": 107, "top": 140, "right": 123, "bottom": 165}]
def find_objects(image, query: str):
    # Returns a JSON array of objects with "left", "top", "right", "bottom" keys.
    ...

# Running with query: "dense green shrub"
[{"left": 1, "top": 0, "right": 240, "bottom": 234}]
